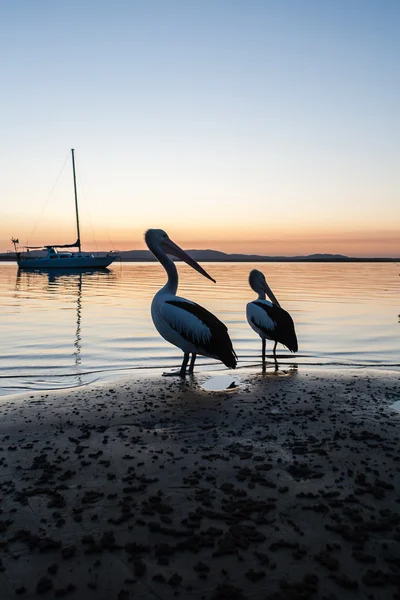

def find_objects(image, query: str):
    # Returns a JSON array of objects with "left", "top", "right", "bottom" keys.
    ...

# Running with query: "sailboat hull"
[{"left": 17, "top": 254, "right": 116, "bottom": 270}]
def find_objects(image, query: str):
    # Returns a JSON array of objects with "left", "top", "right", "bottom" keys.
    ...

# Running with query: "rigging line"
[
  {"left": 76, "top": 160, "right": 117, "bottom": 253},
  {"left": 74, "top": 161, "right": 98, "bottom": 252},
  {"left": 103, "top": 202, "right": 117, "bottom": 252},
  {"left": 106, "top": 229, "right": 117, "bottom": 253},
  {"left": 27, "top": 152, "right": 71, "bottom": 245}
]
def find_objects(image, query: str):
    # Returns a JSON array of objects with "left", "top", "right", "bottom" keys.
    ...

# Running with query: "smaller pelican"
[
  {"left": 246, "top": 269, "right": 298, "bottom": 368},
  {"left": 145, "top": 229, "right": 237, "bottom": 377}
]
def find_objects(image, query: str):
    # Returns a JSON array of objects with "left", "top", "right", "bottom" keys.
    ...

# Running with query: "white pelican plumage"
[
  {"left": 246, "top": 269, "right": 298, "bottom": 368},
  {"left": 145, "top": 229, "right": 237, "bottom": 377}
]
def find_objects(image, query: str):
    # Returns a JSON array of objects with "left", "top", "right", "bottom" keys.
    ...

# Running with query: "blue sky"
[{"left": 1, "top": 0, "right": 399, "bottom": 255}]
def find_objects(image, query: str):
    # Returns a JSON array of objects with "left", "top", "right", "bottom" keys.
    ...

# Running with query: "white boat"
[{"left": 12, "top": 150, "right": 118, "bottom": 270}]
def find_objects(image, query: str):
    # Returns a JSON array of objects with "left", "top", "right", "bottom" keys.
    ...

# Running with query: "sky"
[{"left": 1, "top": 0, "right": 399, "bottom": 257}]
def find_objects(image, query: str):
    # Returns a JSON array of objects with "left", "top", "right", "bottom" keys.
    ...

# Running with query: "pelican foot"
[{"left": 162, "top": 370, "right": 186, "bottom": 378}]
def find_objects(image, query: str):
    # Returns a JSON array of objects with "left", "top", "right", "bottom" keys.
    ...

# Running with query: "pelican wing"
[
  {"left": 163, "top": 299, "right": 237, "bottom": 367},
  {"left": 161, "top": 299, "right": 212, "bottom": 347},
  {"left": 247, "top": 301, "right": 276, "bottom": 334},
  {"left": 252, "top": 301, "right": 298, "bottom": 352}
]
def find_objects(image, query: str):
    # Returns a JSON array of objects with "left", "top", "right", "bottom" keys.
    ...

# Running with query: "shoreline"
[
  {"left": 0, "top": 369, "right": 399, "bottom": 599},
  {"left": 1, "top": 363, "right": 399, "bottom": 402}
]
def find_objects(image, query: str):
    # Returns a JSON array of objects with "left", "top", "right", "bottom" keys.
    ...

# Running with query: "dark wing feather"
[
  {"left": 166, "top": 300, "right": 237, "bottom": 368},
  {"left": 254, "top": 301, "right": 298, "bottom": 352}
]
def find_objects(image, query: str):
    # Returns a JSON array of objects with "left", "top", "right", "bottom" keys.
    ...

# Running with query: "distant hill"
[
  {"left": 0, "top": 250, "right": 398, "bottom": 263},
  {"left": 113, "top": 249, "right": 398, "bottom": 262}
]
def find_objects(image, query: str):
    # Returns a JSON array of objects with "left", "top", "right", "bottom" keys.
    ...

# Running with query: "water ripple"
[{"left": 0, "top": 261, "right": 399, "bottom": 396}]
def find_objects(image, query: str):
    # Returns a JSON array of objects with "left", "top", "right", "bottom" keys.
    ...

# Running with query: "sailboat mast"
[{"left": 71, "top": 149, "right": 81, "bottom": 252}]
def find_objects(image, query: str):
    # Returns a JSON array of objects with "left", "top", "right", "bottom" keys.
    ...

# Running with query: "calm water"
[{"left": 0, "top": 262, "right": 399, "bottom": 396}]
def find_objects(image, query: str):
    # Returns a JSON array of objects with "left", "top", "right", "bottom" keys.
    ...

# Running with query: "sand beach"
[{"left": 0, "top": 368, "right": 399, "bottom": 599}]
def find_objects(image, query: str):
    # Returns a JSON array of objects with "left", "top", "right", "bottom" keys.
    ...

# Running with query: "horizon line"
[{"left": 1, "top": 249, "right": 399, "bottom": 263}]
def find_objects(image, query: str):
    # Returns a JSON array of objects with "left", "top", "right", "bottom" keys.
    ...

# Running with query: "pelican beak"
[
  {"left": 262, "top": 280, "right": 280, "bottom": 306},
  {"left": 162, "top": 239, "right": 216, "bottom": 283}
]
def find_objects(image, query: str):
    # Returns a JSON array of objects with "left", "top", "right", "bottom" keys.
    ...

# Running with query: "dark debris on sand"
[{"left": 0, "top": 370, "right": 399, "bottom": 599}]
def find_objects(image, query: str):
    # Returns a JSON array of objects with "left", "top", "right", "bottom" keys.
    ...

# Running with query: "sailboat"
[{"left": 12, "top": 149, "right": 117, "bottom": 269}]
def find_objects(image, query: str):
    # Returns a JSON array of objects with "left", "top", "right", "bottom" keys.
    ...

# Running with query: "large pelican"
[
  {"left": 246, "top": 269, "right": 298, "bottom": 368},
  {"left": 145, "top": 229, "right": 237, "bottom": 377}
]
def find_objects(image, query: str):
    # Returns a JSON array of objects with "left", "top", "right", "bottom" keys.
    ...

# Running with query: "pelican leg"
[
  {"left": 188, "top": 353, "right": 197, "bottom": 374},
  {"left": 162, "top": 353, "right": 190, "bottom": 377},
  {"left": 179, "top": 353, "right": 190, "bottom": 378},
  {"left": 262, "top": 339, "right": 266, "bottom": 371},
  {"left": 273, "top": 341, "right": 278, "bottom": 371}
]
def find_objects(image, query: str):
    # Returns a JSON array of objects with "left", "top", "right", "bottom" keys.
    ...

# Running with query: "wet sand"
[{"left": 0, "top": 368, "right": 399, "bottom": 599}]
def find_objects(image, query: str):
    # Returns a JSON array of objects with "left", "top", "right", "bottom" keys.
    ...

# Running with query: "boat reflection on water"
[{"left": 14, "top": 268, "right": 116, "bottom": 380}]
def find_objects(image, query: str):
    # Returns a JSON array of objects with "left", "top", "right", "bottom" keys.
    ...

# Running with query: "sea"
[{"left": 0, "top": 261, "right": 399, "bottom": 397}]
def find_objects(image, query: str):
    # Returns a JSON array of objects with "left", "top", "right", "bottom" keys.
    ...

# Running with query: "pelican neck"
[
  {"left": 148, "top": 243, "right": 178, "bottom": 295},
  {"left": 250, "top": 283, "right": 265, "bottom": 300}
]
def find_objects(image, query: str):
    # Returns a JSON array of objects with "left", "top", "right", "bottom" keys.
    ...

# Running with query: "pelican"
[
  {"left": 145, "top": 229, "right": 237, "bottom": 377},
  {"left": 246, "top": 269, "right": 298, "bottom": 368}
]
